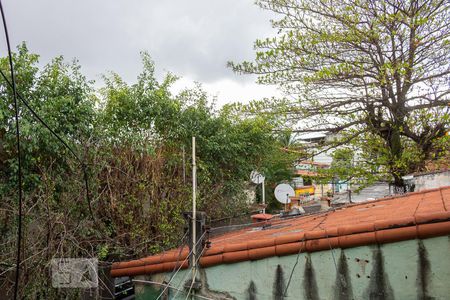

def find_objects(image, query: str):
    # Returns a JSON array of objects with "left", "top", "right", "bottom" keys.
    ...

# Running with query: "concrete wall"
[
  {"left": 333, "top": 171, "right": 450, "bottom": 204},
  {"left": 136, "top": 236, "right": 450, "bottom": 299},
  {"left": 333, "top": 182, "right": 390, "bottom": 204},
  {"left": 414, "top": 171, "right": 450, "bottom": 191}
]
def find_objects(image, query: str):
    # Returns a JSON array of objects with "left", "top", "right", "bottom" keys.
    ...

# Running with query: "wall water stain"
[
  {"left": 273, "top": 264, "right": 285, "bottom": 300},
  {"left": 246, "top": 280, "right": 257, "bottom": 300},
  {"left": 417, "top": 240, "right": 435, "bottom": 300},
  {"left": 334, "top": 251, "right": 353, "bottom": 300},
  {"left": 364, "top": 245, "right": 394, "bottom": 300},
  {"left": 303, "top": 255, "right": 320, "bottom": 300}
]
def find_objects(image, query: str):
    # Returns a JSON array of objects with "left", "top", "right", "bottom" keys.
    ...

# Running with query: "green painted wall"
[{"left": 136, "top": 236, "right": 450, "bottom": 299}]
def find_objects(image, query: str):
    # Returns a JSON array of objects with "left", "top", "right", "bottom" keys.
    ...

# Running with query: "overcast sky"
[{"left": 3, "top": 0, "right": 280, "bottom": 106}]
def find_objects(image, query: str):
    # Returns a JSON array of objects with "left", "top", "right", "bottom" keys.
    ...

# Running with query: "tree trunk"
[{"left": 388, "top": 127, "right": 407, "bottom": 193}]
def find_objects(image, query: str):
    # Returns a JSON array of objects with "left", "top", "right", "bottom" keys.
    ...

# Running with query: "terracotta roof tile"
[{"left": 111, "top": 186, "right": 450, "bottom": 277}]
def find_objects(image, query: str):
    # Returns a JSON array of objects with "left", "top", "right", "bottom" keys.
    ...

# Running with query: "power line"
[
  {"left": 0, "top": 3, "right": 96, "bottom": 296},
  {"left": 0, "top": 69, "right": 82, "bottom": 162},
  {"left": 155, "top": 231, "right": 207, "bottom": 300},
  {"left": 167, "top": 231, "right": 188, "bottom": 279},
  {"left": 283, "top": 212, "right": 335, "bottom": 297},
  {"left": 319, "top": 224, "right": 338, "bottom": 274},
  {"left": 171, "top": 232, "right": 208, "bottom": 300},
  {"left": 283, "top": 235, "right": 305, "bottom": 297},
  {"left": 0, "top": 2, "right": 23, "bottom": 299},
  {"left": 0, "top": 58, "right": 95, "bottom": 222},
  {"left": 184, "top": 244, "right": 208, "bottom": 300},
  {"left": 132, "top": 280, "right": 217, "bottom": 300}
]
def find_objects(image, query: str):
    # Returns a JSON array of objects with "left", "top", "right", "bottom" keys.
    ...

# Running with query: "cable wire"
[
  {"left": 283, "top": 212, "right": 334, "bottom": 297},
  {"left": 171, "top": 233, "right": 208, "bottom": 300},
  {"left": 184, "top": 244, "right": 208, "bottom": 300},
  {"left": 132, "top": 280, "right": 217, "bottom": 300},
  {"left": 0, "top": 61, "right": 95, "bottom": 222},
  {"left": 154, "top": 252, "right": 192, "bottom": 300},
  {"left": 155, "top": 231, "right": 207, "bottom": 300},
  {"left": 167, "top": 231, "right": 188, "bottom": 279},
  {"left": 283, "top": 235, "right": 305, "bottom": 297},
  {"left": 0, "top": 4, "right": 97, "bottom": 296},
  {"left": 0, "top": 2, "right": 23, "bottom": 299},
  {"left": 319, "top": 224, "right": 338, "bottom": 274}
]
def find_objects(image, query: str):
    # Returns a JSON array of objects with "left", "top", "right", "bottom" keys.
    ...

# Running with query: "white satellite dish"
[
  {"left": 250, "top": 171, "right": 265, "bottom": 184},
  {"left": 274, "top": 183, "right": 295, "bottom": 204}
]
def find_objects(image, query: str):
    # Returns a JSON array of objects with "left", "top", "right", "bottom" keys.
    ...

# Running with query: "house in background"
[
  {"left": 111, "top": 186, "right": 450, "bottom": 299},
  {"left": 293, "top": 160, "right": 331, "bottom": 200}
]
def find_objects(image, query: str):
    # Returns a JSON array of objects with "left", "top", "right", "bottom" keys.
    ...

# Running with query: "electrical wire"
[
  {"left": 167, "top": 231, "right": 188, "bottom": 279},
  {"left": 158, "top": 231, "right": 207, "bottom": 299},
  {"left": 132, "top": 280, "right": 218, "bottom": 300},
  {"left": 154, "top": 231, "right": 189, "bottom": 300},
  {"left": 319, "top": 224, "right": 338, "bottom": 274},
  {"left": 155, "top": 231, "right": 207, "bottom": 300},
  {"left": 154, "top": 251, "right": 192, "bottom": 300},
  {"left": 282, "top": 212, "right": 334, "bottom": 297},
  {"left": 283, "top": 235, "right": 305, "bottom": 297},
  {"left": 0, "top": 71, "right": 83, "bottom": 162},
  {"left": 170, "top": 231, "right": 189, "bottom": 278},
  {"left": 210, "top": 208, "right": 334, "bottom": 234},
  {"left": 0, "top": 68, "right": 95, "bottom": 222},
  {"left": 0, "top": 2, "right": 23, "bottom": 299},
  {"left": 171, "top": 233, "right": 208, "bottom": 300},
  {"left": 184, "top": 244, "right": 208, "bottom": 300},
  {"left": 0, "top": 3, "right": 97, "bottom": 296}
]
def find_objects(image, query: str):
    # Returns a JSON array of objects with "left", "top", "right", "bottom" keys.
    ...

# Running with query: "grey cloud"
[{"left": 4, "top": 0, "right": 276, "bottom": 84}]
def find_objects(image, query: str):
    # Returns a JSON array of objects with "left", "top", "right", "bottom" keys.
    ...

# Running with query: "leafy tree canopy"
[{"left": 230, "top": 0, "right": 450, "bottom": 188}]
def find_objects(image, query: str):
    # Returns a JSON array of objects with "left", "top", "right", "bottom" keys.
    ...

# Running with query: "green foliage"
[
  {"left": 230, "top": 0, "right": 450, "bottom": 187},
  {"left": 0, "top": 45, "right": 293, "bottom": 297}
]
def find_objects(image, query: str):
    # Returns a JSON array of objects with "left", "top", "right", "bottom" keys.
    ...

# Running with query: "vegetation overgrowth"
[{"left": 0, "top": 44, "right": 294, "bottom": 298}]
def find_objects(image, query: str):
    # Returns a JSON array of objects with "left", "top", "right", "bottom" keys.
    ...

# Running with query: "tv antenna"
[{"left": 250, "top": 171, "right": 266, "bottom": 213}]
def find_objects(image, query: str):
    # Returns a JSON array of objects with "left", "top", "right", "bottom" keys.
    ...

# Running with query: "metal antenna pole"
[
  {"left": 192, "top": 137, "right": 197, "bottom": 277},
  {"left": 182, "top": 145, "right": 186, "bottom": 184},
  {"left": 262, "top": 179, "right": 265, "bottom": 214},
  {"left": 285, "top": 194, "right": 289, "bottom": 211}
]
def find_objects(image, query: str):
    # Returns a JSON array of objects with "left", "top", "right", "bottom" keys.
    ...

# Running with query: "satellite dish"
[
  {"left": 274, "top": 184, "right": 295, "bottom": 204},
  {"left": 250, "top": 171, "right": 265, "bottom": 184}
]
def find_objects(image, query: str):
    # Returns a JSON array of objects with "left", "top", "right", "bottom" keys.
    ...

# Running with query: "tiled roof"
[{"left": 111, "top": 186, "right": 450, "bottom": 277}]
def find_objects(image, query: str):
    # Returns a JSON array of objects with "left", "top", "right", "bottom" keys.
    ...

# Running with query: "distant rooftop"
[
  {"left": 297, "top": 160, "right": 330, "bottom": 167},
  {"left": 111, "top": 186, "right": 450, "bottom": 277}
]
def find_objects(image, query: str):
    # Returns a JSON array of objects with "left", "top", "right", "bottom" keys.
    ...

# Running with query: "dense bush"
[{"left": 0, "top": 45, "right": 293, "bottom": 298}]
